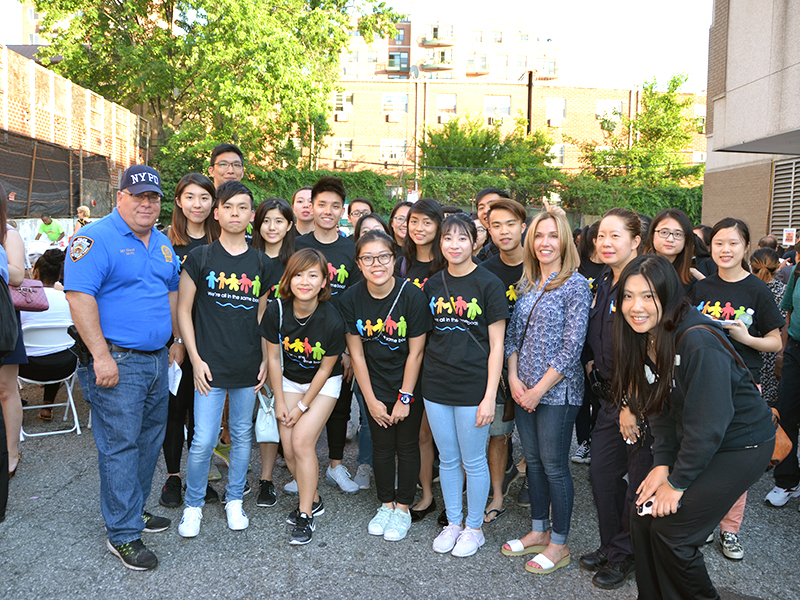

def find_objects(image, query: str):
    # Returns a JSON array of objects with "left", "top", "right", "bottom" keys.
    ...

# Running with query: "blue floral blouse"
[{"left": 505, "top": 271, "right": 591, "bottom": 406}]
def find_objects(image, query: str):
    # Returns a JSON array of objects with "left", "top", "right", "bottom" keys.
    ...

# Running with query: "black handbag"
[{"left": 0, "top": 282, "right": 19, "bottom": 357}]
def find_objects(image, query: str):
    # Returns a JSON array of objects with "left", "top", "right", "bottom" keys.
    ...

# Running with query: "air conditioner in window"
[
  {"left": 335, "top": 112, "right": 350, "bottom": 122},
  {"left": 438, "top": 113, "right": 455, "bottom": 124},
  {"left": 547, "top": 118, "right": 562, "bottom": 128},
  {"left": 334, "top": 160, "right": 350, "bottom": 169},
  {"left": 386, "top": 113, "right": 401, "bottom": 123},
  {"left": 488, "top": 116, "right": 504, "bottom": 126}
]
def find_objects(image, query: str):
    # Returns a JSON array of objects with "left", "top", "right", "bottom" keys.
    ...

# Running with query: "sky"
[
  {"left": 0, "top": 0, "right": 714, "bottom": 92},
  {"left": 393, "top": 0, "right": 714, "bottom": 92}
]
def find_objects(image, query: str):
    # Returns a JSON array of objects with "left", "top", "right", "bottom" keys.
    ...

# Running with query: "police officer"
[{"left": 64, "top": 165, "right": 183, "bottom": 571}]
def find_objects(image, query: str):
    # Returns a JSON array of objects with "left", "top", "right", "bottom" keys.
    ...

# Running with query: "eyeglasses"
[
  {"left": 654, "top": 228, "right": 685, "bottom": 241},
  {"left": 350, "top": 210, "right": 371, "bottom": 218},
  {"left": 214, "top": 161, "right": 244, "bottom": 170},
  {"left": 358, "top": 253, "right": 394, "bottom": 266},
  {"left": 392, "top": 215, "right": 407, "bottom": 224},
  {"left": 476, "top": 226, "right": 487, "bottom": 234},
  {"left": 121, "top": 190, "right": 161, "bottom": 204}
]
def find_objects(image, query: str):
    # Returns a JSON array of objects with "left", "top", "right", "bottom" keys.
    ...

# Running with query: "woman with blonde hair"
[{"left": 501, "top": 210, "right": 591, "bottom": 574}]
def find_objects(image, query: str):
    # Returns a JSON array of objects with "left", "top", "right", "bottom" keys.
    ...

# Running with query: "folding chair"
[{"left": 18, "top": 321, "right": 82, "bottom": 438}]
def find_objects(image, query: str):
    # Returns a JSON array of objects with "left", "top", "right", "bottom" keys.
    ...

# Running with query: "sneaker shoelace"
[{"left": 458, "top": 528, "right": 480, "bottom": 546}]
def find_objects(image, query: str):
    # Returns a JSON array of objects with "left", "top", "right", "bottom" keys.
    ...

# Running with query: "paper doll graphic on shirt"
[
  {"left": 506, "top": 286, "right": 517, "bottom": 303},
  {"left": 290, "top": 339, "right": 305, "bottom": 353},
  {"left": 466, "top": 298, "right": 482, "bottom": 320},
  {"left": 337, "top": 265, "right": 349, "bottom": 284},
  {"left": 328, "top": 263, "right": 338, "bottom": 281},
  {"left": 435, "top": 297, "right": 452, "bottom": 315},
  {"left": 303, "top": 338, "right": 312, "bottom": 357},
  {"left": 453, "top": 296, "right": 468, "bottom": 317},
  {"left": 707, "top": 301, "right": 722, "bottom": 319},
  {"left": 252, "top": 276, "right": 261, "bottom": 297},
  {"left": 226, "top": 273, "right": 240, "bottom": 291},
  {"left": 239, "top": 273, "right": 252, "bottom": 294},
  {"left": 412, "top": 278, "right": 428, "bottom": 289},
  {"left": 356, "top": 319, "right": 365, "bottom": 336},
  {"left": 397, "top": 316, "right": 407, "bottom": 337},
  {"left": 311, "top": 343, "right": 326, "bottom": 360},
  {"left": 373, "top": 318, "right": 384, "bottom": 335},
  {"left": 206, "top": 270, "right": 217, "bottom": 289},
  {"left": 364, "top": 320, "right": 374, "bottom": 336},
  {"left": 429, "top": 297, "right": 436, "bottom": 314},
  {"left": 720, "top": 302, "right": 735, "bottom": 320},
  {"left": 384, "top": 315, "right": 398, "bottom": 336},
  {"left": 217, "top": 272, "right": 227, "bottom": 289},
  {"left": 283, "top": 336, "right": 291, "bottom": 351}
]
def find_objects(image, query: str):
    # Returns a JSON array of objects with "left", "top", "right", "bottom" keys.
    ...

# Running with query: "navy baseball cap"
[{"left": 120, "top": 165, "right": 163, "bottom": 196}]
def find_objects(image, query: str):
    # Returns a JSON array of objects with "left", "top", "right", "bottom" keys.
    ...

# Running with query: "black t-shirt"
[
  {"left": 690, "top": 273, "right": 785, "bottom": 383},
  {"left": 395, "top": 255, "right": 439, "bottom": 290},
  {"left": 295, "top": 233, "right": 358, "bottom": 306},
  {"left": 579, "top": 257, "right": 605, "bottom": 294},
  {"left": 260, "top": 299, "right": 346, "bottom": 384},
  {"left": 183, "top": 241, "right": 277, "bottom": 388},
  {"left": 422, "top": 267, "right": 509, "bottom": 405},
  {"left": 478, "top": 254, "right": 523, "bottom": 316},
  {"left": 262, "top": 255, "right": 285, "bottom": 301},
  {"left": 174, "top": 235, "right": 207, "bottom": 267},
  {"left": 338, "top": 277, "right": 432, "bottom": 403}
]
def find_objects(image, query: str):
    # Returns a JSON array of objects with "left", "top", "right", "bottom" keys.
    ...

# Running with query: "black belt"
[{"left": 107, "top": 342, "right": 158, "bottom": 355}]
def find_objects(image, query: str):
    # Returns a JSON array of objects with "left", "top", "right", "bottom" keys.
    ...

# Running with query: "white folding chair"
[{"left": 18, "top": 321, "right": 82, "bottom": 438}]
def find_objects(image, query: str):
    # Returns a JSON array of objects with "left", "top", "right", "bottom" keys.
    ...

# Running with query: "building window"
[
  {"left": 394, "top": 29, "right": 405, "bottom": 43},
  {"left": 437, "top": 94, "right": 457, "bottom": 113},
  {"left": 515, "top": 33, "right": 529, "bottom": 42},
  {"left": 546, "top": 97, "right": 567, "bottom": 120},
  {"left": 348, "top": 29, "right": 361, "bottom": 37},
  {"left": 388, "top": 51, "right": 409, "bottom": 70},
  {"left": 484, "top": 95, "right": 511, "bottom": 117},
  {"left": 492, "top": 31, "right": 503, "bottom": 43},
  {"left": 693, "top": 151, "right": 707, "bottom": 164},
  {"left": 387, "top": 75, "right": 406, "bottom": 80},
  {"left": 467, "top": 54, "right": 488, "bottom": 72},
  {"left": 366, "top": 51, "right": 378, "bottom": 63},
  {"left": 347, "top": 51, "right": 358, "bottom": 63},
  {"left": 334, "top": 92, "right": 354, "bottom": 113},
  {"left": 542, "top": 59, "right": 557, "bottom": 76},
  {"left": 382, "top": 92, "right": 409, "bottom": 113},
  {"left": 28, "top": 33, "right": 40, "bottom": 44},
  {"left": 596, "top": 99, "right": 623, "bottom": 121},
  {"left": 28, "top": 8, "right": 40, "bottom": 21},
  {"left": 380, "top": 139, "right": 408, "bottom": 161},
  {"left": 473, "top": 30, "right": 482, "bottom": 42},
  {"left": 333, "top": 139, "right": 354, "bottom": 160},
  {"left": 550, "top": 144, "right": 566, "bottom": 166},
  {"left": 425, "top": 48, "right": 453, "bottom": 65},
  {"left": 516, "top": 55, "right": 527, "bottom": 68},
  {"left": 427, "top": 24, "right": 453, "bottom": 41},
  {"left": 497, "top": 55, "right": 508, "bottom": 68}
]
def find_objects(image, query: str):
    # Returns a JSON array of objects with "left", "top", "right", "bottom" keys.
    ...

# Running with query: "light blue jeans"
[
  {"left": 77, "top": 348, "right": 168, "bottom": 544},
  {"left": 424, "top": 399, "right": 490, "bottom": 529},
  {"left": 354, "top": 383, "right": 373, "bottom": 467},
  {"left": 185, "top": 387, "right": 256, "bottom": 507}
]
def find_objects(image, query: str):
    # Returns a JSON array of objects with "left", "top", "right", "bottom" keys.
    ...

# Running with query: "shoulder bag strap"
[
  {"left": 372, "top": 279, "right": 408, "bottom": 342},
  {"left": 676, "top": 323, "right": 758, "bottom": 388},
  {"left": 440, "top": 270, "right": 490, "bottom": 357},
  {"left": 517, "top": 284, "right": 548, "bottom": 350}
]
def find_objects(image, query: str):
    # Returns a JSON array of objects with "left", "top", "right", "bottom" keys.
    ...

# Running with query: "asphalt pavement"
[{"left": 1, "top": 384, "right": 797, "bottom": 600}]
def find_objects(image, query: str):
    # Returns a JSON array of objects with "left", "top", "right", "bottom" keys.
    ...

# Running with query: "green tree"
[{"left": 36, "top": 0, "right": 401, "bottom": 163}]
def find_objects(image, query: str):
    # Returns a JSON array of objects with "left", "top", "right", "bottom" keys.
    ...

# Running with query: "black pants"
[
  {"left": 0, "top": 398, "right": 7, "bottom": 522},
  {"left": 162, "top": 360, "right": 196, "bottom": 474},
  {"left": 774, "top": 338, "right": 800, "bottom": 489},
  {"left": 366, "top": 399, "right": 423, "bottom": 506},
  {"left": 18, "top": 349, "right": 77, "bottom": 404},
  {"left": 631, "top": 442, "right": 772, "bottom": 600},
  {"left": 326, "top": 373, "right": 353, "bottom": 461},
  {"left": 575, "top": 378, "right": 600, "bottom": 445},
  {"left": 589, "top": 399, "right": 654, "bottom": 562}
]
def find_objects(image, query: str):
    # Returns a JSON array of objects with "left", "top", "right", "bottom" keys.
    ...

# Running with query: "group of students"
[{"left": 147, "top": 142, "right": 787, "bottom": 599}]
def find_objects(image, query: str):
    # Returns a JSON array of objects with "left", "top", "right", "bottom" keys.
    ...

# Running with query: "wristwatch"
[{"left": 398, "top": 391, "right": 414, "bottom": 405}]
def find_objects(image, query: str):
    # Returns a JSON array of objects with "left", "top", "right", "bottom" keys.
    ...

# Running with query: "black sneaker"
[
  {"left": 257, "top": 480, "right": 277, "bottom": 507},
  {"left": 142, "top": 511, "right": 171, "bottom": 533},
  {"left": 159, "top": 475, "right": 182, "bottom": 508},
  {"left": 106, "top": 538, "right": 158, "bottom": 571},
  {"left": 205, "top": 484, "right": 220, "bottom": 504},
  {"left": 221, "top": 483, "right": 252, "bottom": 504},
  {"left": 286, "top": 498, "right": 325, "bottom": 525},
  {"left": 289, "top": 513, "right": 315, "bottom": 545}
]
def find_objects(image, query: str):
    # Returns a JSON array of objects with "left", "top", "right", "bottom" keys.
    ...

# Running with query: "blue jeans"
[
  {"left": 515, "top": 402, "right": 579, "bottom": 545},
  {"left": 354, "top": 383, "right": 373, "bottom": 467},
  {"left": 185, "top": 386, "right": 256, "bottom": 507},
  {"left": 77, "top": 348, "right": 168, "bottom": 545},
  {"left": 424, "top": 399, "right": 490, "bottom": 529}
]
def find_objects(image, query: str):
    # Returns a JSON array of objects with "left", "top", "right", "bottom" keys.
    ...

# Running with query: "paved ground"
[{"left": 1, "top": 384, "right": 798, "bottom": 600}]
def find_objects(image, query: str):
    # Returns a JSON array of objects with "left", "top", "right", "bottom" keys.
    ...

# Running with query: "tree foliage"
[{"left": 36, "top": 0, "right": 401, "bottom": 165}]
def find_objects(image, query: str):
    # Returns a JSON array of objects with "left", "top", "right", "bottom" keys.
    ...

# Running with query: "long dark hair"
[
  {"left": 710, "top": 217, "right": 750, "bottom": 271},
  {"left": 168, "top": 173, "right": 220, "bottom": 247},
  {"left": 389, "top": 200, "right": 413, "bottom": 244},
  {"left": 402, "top": 198, "right": 446, "bottom": 277},
  {"left": 644, "top": 208, "right": 695, "bottom": 285},
  {"left": 353, "top": 213, "right": 391, "bottom": 241},
  {"left": 251, "top": 197, "right": 296, "bottom": 264},
  {"left": 611, "top": 255, "right": 690, "bottom": 417},
  {"left": 33, "top": 249, "right": 65, "bottom": 286},
  {"left": 578, "top": 222, "right": 599, "bottom": 263},
  {"left": 750, "top": 248, "right": 779, "bottom": 283}
]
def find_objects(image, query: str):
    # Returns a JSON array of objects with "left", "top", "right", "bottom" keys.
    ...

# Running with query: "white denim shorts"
[{"left": 282, "top": 374, "right": 343, "bottom": 399}]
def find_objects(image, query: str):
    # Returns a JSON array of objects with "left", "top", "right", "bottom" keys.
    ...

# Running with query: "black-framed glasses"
[
  {"left": 392, "top": 215, "right": 407, "bottom": 224},
  {"left": 350, "top": 210, "right": 371, "bottom": 218},
  {"left": 358, "top": 253, "right": 394, "bottom": 266},
  {"left": 121, "top": 190, "right": 161, "bottom": 204},
  {"left": 654, "top": 228, "right": 685, "bottom": 241},
  {"left": 213, "top": 161, "right": 243, "bottom": 170}
]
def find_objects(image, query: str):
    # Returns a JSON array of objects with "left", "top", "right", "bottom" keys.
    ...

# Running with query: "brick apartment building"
[{"left": 319, "top": 6, "right": 707, "bottom": 185}]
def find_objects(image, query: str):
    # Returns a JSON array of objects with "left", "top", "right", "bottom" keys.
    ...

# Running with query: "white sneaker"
[
  {"left": 384, "top": 508, "right": 412, "bottom": 542},
  {"left": 452, "top": 527, "right": 485, "bottom": 557},
  {"left": 354, "top": 464, "right": 372, "bottom": 490},
  {"left": 571, "top": 440, "right": 591, "bottom": 464},
  {"left": 326, "top": 464, "right": 360, "bottom": 494},
  {"left": 765, "top": 485, "right": 800, "bottom": 507},
  {"left": 284, "top": 479, "right": 298, "bottom": 495},
  {"left": 368, "top": 505, "right": 394, "bottom": 536},
  {"left": 432, "top": 523, "right": 464, "bottom": 553},
  {"left": 178, "top": 506, "right": 202, "bottom": 538},
  {"left": 225, "top": 499, "right": 249, "bottom": 531}
]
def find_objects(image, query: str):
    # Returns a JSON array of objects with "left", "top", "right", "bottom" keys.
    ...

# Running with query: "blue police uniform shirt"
[
  {"left": 64, "top": 208, "right": 180, "bottom": 351},
  {"left": 0, "top": 243, "right": 8, "bottom": 284}
]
